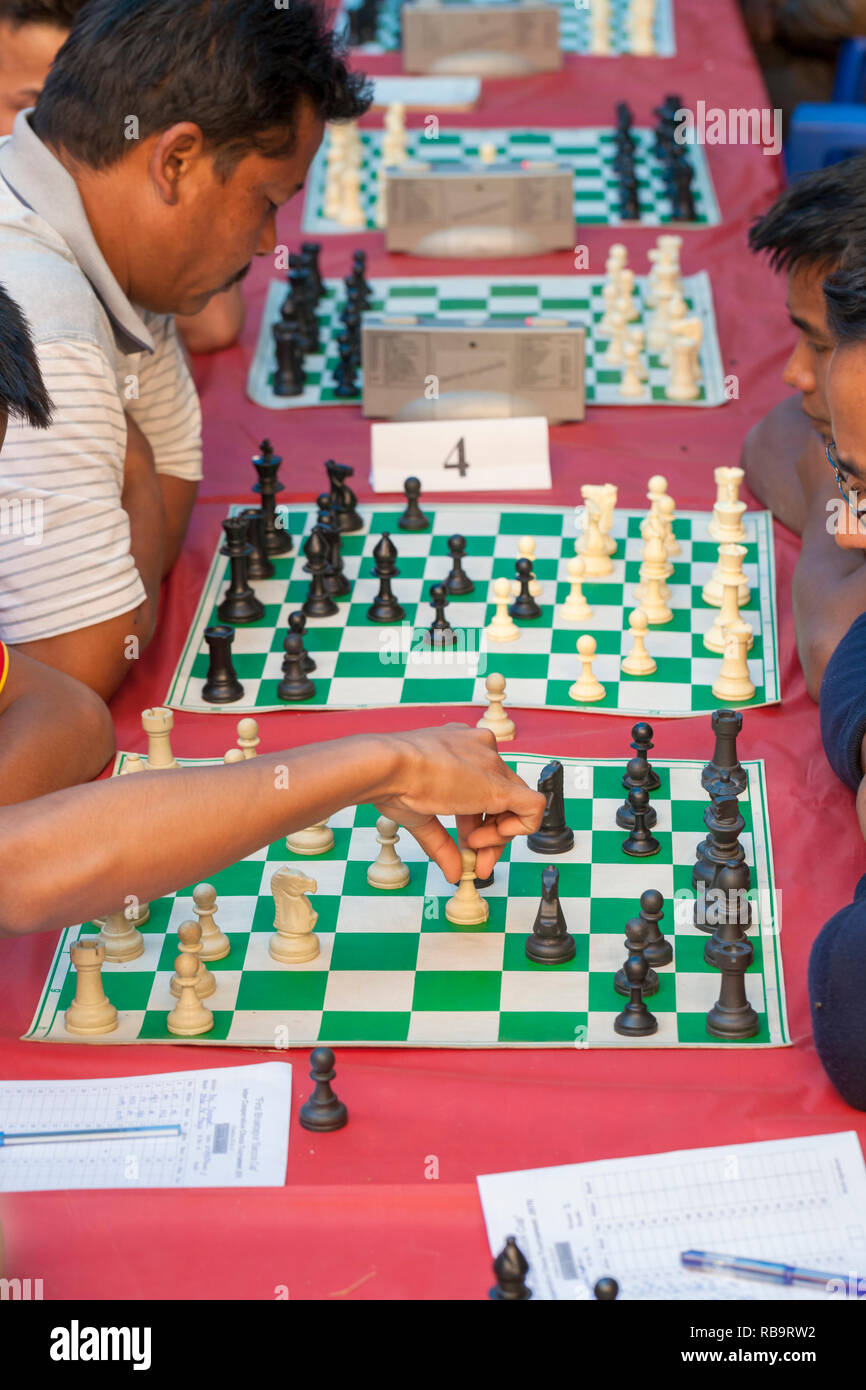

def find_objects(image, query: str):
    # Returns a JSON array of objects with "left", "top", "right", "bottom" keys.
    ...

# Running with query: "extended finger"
[{"left": 406, "top": 816, "right": 463, "bottom": 884}]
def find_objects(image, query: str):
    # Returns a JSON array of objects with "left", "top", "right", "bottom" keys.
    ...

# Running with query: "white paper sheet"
[
  {"left": 478, "top": 1132, "right": 866, "bottom": 1300},
  {"left": 0, "top": 1063, "right": 291, "bottom": 1191}
]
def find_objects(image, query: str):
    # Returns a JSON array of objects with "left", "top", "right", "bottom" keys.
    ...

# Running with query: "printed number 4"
[{"left": 443, "top": 438, "right": 469, "bottom": 477}]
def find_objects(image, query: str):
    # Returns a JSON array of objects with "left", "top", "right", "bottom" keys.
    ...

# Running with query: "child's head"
[
  {"left": 0, "top": 282, "right": 52, "bottom": 450},
  {"left": 0, "top": 0, "right": 84, "bottom": 136}
]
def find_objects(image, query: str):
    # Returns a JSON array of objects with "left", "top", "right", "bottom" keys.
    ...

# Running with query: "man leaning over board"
[{"left": 0, "top": 0, "right": 371, "bottom": 699}]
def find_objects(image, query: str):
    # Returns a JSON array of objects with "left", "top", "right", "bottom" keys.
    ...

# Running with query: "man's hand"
[{"left": 372, "top": 723, "right": 546, "bottom": 883}]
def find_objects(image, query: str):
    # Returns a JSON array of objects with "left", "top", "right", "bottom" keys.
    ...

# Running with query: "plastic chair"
[
  {"left": 832, "top": 37, "right": 866, "bottom": 103},
  {"left": 785, "top": 103, "right": 866, "bottom": 178}
]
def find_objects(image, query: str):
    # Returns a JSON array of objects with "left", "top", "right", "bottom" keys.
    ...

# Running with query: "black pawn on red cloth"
[
  {"left": 202, "top": 625, "right": 243, "bottom": 704},
  {"left": 299, "top": 1047, "right": 348, "bottom": 1132},
  {"left": 217, "top": 515, "right": 264, "bottom": 624}
]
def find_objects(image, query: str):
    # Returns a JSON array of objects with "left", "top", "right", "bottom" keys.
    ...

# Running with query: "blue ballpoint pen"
[
  {"left": 682, "top": 1249, "right": 850, "bottom": 1289},
  {"left": 0, "top": 1124, "right": 182, "bottom": 1146}
]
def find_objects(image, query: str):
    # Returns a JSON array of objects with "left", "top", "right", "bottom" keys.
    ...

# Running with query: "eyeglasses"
[{"left": 826, "top": 440, "right": 866, "bottom": 524}]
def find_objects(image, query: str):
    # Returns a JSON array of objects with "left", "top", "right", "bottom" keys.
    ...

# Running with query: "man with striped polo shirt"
[{"left": 0, "top": 0, "right": 370, "bottom": 698}]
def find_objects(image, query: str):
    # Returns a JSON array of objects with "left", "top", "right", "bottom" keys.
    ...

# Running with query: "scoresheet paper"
[
  {"left": 0, "top": 1062, "right": 291, "bottom": 1192},
  {"left": 478, "top": 1132, "right": 866, "bottom": 1300}
]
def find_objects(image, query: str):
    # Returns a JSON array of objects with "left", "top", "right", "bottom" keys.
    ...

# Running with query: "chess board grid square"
[{"left": 25, "top": 754, "right": 789, "bottom": 1051}]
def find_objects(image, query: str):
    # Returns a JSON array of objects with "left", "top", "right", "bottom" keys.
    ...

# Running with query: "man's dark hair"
[
  {"left": 748, "top": 156, "right": 866, "bottom": 275},
  {"left": 0, "top": 0, "right": 84, "bottom": 26},
  {"left": 31, "top": 0, "right": 371, "bottom": 175},
  {"left": 0, "top": 285, "right": 52, "bottom": 428},
  {"left": 824, "top": 245, "right": 866, "bottom": 346}
]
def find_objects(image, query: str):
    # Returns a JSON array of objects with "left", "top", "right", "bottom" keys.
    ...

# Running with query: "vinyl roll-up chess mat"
[
  {"left": 165, "top": 503, "right": 780, "bottom": 719},
  {"left": 301, "top": 125, "right": 718, "bottom": 236},
  {"left": 336, "top": 0, "right": 677, "bottom": 57},
  {"left": 247, "top": 271, "right": 726, "bottom": 412},
  {"left": 23, "top": 752, "right": 789, "bottom": 1049}
]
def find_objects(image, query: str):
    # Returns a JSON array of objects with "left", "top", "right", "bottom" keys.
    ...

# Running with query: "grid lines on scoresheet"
[
  {"left": 165, "top": 503, "right": 780, "bottom": 719},
  {"left": 246, "top": 271, "right": 726, "bottom": 412},
  {"left": 300, "top": 126, "right": 719, "bottom": 237},
  {"left": 336, "top": 0, "right": 677, "bottom": 56},
  {"left": 23, "top": 753, "right": 788, "bottom": 1050}
]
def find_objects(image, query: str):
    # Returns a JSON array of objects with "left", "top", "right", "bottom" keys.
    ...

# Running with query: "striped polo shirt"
[{"left": 0, "top": 112, "right": 202, "bottom": 646}]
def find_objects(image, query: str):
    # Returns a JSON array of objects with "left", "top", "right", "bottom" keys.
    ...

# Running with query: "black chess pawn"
[
  {"left": 332, "top": 345, "right": 360, "bottom": 398},
  {"left": 701, "top": 709, "right": 747, "bottom": 797},
  {"left": 428, "top": 583, "right": 456, "bottom": 646},
  {"left": 299, "top": 1047, "right": 348, "bottom": 1132},
  {"left": 594, "top": 1277, "right": 619, "bottom": 1301},
  {"left": 301, "top": 528, "right": 339, "bottom": 618},
  {"left": 527, "top": 761, "right": 574, "bottom": 855},
  {"left": 252, "top": 442, "right": 292, "bottom": 555},
  {"left": 287, "top": 610, "right": 316, "bottom": 673},
  {"left": 398, "top": 476, "right": 430, "bottom": 532},
  {"left": 509, "top": 557, "right": 542, "bottom": 620},
  {"left": 621, "top": 787, "right": 661, "bottom": 857},
  {"left": 615, "top": 757, "right": 658, "bottom": 830},
  {"left": 201, "top": 624, "right": 244, "bottom": 704},
  {"left": 614, "top": 911, "right": 659, "bottom": 997},
  {"left": 613, "top": 918, "right": 658, "bottom": 1038},
  {"left": 443, "top": 533, "right": 474, "bottom": 594},
  {"left": 217, "top": 515, "right": 265, "bottom": 624},
  {"left": 475, "top": 868, "right": 495, "bottom": 890},
  {"left": 704, "top": 861, "right": 752, "bottom": 969},
  {"left": 272, "top": 320, "right": 305, "bottom": 397},
  {"left": 300, "top": 241, "right": 324, "bottom": 302},
  {"left": 630, "top": 721, "right": 661, "bottom": 790},
  {"left": 277, "top": 632, "right": 316, "bottom": 702},
  {"left": 238, "top": 507, "right": 275, "bottom": 581},
  {"left": 325, "top": 460, "right": 364, "bottom": 533},
  {"left": 637, "top": 887, "right": 672, "bottom": 968},
  {"left": 489, "top": 1236, "right": 532, "bottom": 1301},
  {"left": 526, "top": 865, "right": 576, "bottom": 965},
  {"left": 367, "top": 532, "right": 406, "bottom": 623}
]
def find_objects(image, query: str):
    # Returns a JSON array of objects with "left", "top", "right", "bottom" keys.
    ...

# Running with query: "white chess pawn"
[
  {"left": 269, "top": 866, "right": 320, "bottom": 963},
  {"left": 445, "top": 848, "right": 489, "bottom": 927},
  {"left": 702, "top": 540, "right": 750, "bottom": 608},
  {"left": 65, "top": 939, "right": 118, "bottom": 1036},
  {"left": 666, "top": 335, "right": 700, "bottom": 401},
  {"left": 192, "top": 883, "right": 231, "bottom": 961},
  {"left": 561, "top": 555, "right": 593, "bottom": 622},
  {"left": 170, "top": 920, "right": 215, "bottom": 1000},
  {"left": 569, "top": 634, "right": 606, "bottom": 703},
  {"left": 120, "top": 752, "right": 144, "bottom": 774},
  {"left": 597, "top": 483, "right": 618, "bottom": 555},
  {"left": 476, "top": 672, "right": 516, "bottom": 742},
  {"left": 141, "top": 706, "right": 178, "bottom": 770},
  {"left": 511, "top": 537, "right": 543, "bottom": 597},
  {"left": 479, "top": 140, "right": 498, "bottom": 165},
  {"left": 338, "top": 167, "right": 365, "bottom": 227},
  {"left": 657, "top": 492, "right": 681, "bottom": 557},
  {"left": 223, "top": 748, "right": 245, "bottom": 763},
  {"left": 486, "top": 577, "right": 520, "bottom": 642},
  {"left": 704, "top": 569, "right": 753, "bottom": 655},
  {"left": 604, "top": 311, "right": 628, "bottom": 367},
  {"left": 367, "top": 816, "right": 411, "bottom": 890},
  {"left": 237, "top": 718, "right": 259, "bottom": 758},
  {"left": 374, "top": 167, "right": 388, "bottom": 228},
  {"left": 167, "top": 954, "right": 214, "bottom": 1037},
  {"left": 621, "top": 609, "right": 657, "bottom": 676},
  {"left": 98, "top": 905, "right": 144, "bottom": 962},
  {"left": 599, "top": 281, "right": 620, "bottom": 335},
  {"left": 712, "top": 620, "right": 755, "bottom": 702},
  {"left": 286, "top": 820, "right": 335, "bottom": 855},
  {"left": 617, "top": 268, "right": 640, "bottom": 321},
  {"left": 618, "top": 340, "right": 645, "bottom": 398}
]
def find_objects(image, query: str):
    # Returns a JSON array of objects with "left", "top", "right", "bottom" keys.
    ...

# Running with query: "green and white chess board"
[
  {"left": 301, "top": 126, "right": 719, "bottom": 237},
  {"left": 338, "top": 0, "right": 677, "bottom": 56},
  {"left": 23, "top": 752, "right": 788, "bottom": 1049},
  {"left": 247, "top": 271, "right": 726, "bottom": 411},
  {"left": 165, "top": 503, "right": 780, "bottom": 718}
]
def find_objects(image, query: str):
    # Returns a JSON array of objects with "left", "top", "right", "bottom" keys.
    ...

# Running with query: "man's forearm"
[
  {"left": 0, "top": 734, "right": 399, "bottom": 936},
  {"left": 158, "top": 474, "right": 199, "bottom": 575}
]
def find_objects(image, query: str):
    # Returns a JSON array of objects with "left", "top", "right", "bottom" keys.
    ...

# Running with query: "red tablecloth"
[{"left": 2, "top": 0, "right": 862, "bottom": 1301}]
